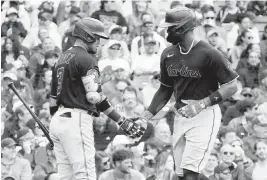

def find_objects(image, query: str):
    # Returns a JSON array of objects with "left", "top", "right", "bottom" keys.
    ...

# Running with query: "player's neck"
[
  {"left": 74, "top": 40, "right": 89, "bottom": 52},
  {"left": 180, "top": 35, "right": 196, "bottom": 50}
]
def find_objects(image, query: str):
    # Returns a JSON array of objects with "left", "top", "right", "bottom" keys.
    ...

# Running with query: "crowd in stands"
[{"left": 1, "top": 0, "right": 267, "bottom": 180}]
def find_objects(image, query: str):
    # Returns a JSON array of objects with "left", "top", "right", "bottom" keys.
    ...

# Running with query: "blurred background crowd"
[{"left": 1, "top": 0, "right": 267, "bottom": 180}]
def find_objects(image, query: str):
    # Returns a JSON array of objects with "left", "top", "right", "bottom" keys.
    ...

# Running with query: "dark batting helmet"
[
  {"left": 160, "top": 7, "right": 200, "bottom": 34},
  {"left": 72, "top": 17, "right": 109, "bottom": 43}
]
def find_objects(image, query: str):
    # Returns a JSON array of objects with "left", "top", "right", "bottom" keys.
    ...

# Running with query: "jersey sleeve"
[
  {"left": 208, "top": 48, "right": 239, "bottom": 85},
  {"left": 159, "top": 51, "right": 173, "bottom": 88}
]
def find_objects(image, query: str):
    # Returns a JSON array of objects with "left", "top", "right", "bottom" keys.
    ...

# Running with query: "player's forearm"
[
  {"left": 143, "top": 84, "right": 173, "bottom": 120},
  {"left": 202, "top": 79, "right": 238, "bottom": 107},
  {"left": 96, "top": 97, "right": 122, "bottom": 122}
]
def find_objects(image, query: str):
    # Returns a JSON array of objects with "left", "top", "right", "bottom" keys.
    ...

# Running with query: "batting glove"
[
  {"left": 117, "top": 117, "right": 146, "bottom": 139},
  {"left": 177, "top": 100, "right": 206, "bottom": 118}
]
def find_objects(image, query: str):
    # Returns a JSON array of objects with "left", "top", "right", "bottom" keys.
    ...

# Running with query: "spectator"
[
  {"left": 218, "top": 127, "right": 238, "bottom": 145},
  {"left": 228, "top": 12, "right": 260, "bottom": 48},
  {"left": 91, "top": 0, "right": 128, "bottom": 33},
  {"left": 141, "top": 74, "right": 160, "bottom": 108},
  {"left": 246, "top": 1, "right": 267, "bottom": 16},
  {"left": 211, "top": 163, "right": 233, "bottom": 180},
  {"left": 127, "top": 1, "right": 151, "bottom": 42},
  {"left": 101, "top": 25, "right": 130, "bottom": 60},
  {"left": 33, "top": 144, "right": 57, "bottom": 180},
  {"left": 228, "top": 29, "right": 255, "bottom": 69},
  {"left": 132, "top": 32, "right": 160, "bottom": 75},
  {"left": 1, "top": 7, "right": 27, "bottom": 38},
  {"left": 22, "top": 11, "right": 61, "bottom": 50},
  {"left": 219, "top": 144, "right": 246, "bottom": 180},
  {"left": 28, "top": 37, "right": 60, "bottom": 77},
  {"left": 259, "top": 26, "right": 267, "bottom": 68},
  {"left": 44, "top": 172, "right": 59, "bottom": 180},
  {"left": 240, "top": 43, "right": 261, "bottom": 60},
  {"left": 131, "top": 146, "right": 146, "bottom": 174},
  {"left": 26, "top": 119, "right": 47, "bottom": 147},
  {"left": 93, "top": 113, "right": 118, "bottom": 151},
  {"left": 1, "top": 36, "right": 29, "bottom": 72},
  {"left": 1, "top": 138, "right": 32, "bottom": 180},
  {"left": 237, "top": 51, "right": 262, "bottom": 88},
  {"left": 95, "top": 151, "right": 111, "bottom": 178},
  {"left": 228, "top": 99, "right": 257, "bottom": 138},
  {"left": 243, "top": 116, "right": 267, "bottom": 162},
  {"left": 98, "top": 40, "right": 130, "bottom": 73},
  {"left": 253, "top": 69, "right": 267, "bottom": 104},
  {"left": 105, "top": 135, "right": 134, "bottom": 155},
  {"left": 110, "top": 79, "right": 130, "bottom": 105},
  {"left": 42, "top": 50, "right": 59, "bottom": 70},
  {"left": 114, "top": 86, "right": 143, "bottom": 118},
  {"left": 58, "top": 6, "right": 81, "bottom": 38},
  {"left": 99, "top": 149, "right": 145, "bottom": 180},
  {"left": 22, "top": 27, "right": 49, "bottom": 51},
  {"left": 55, "top": 0, "right": 73, "bottom": 25},
  {"left": 102, "top": 64, "right": 130, "bottom": 100},
  {"left": 216, "top": 0, "right": 241, "bottom": 24},
  {"left": 17, "top": 127, "right": 37, "bottom": 169},
  {"left": 206, "top": 28, "right": 228, "bottom": 56},
  {"left": 195, "top": 5, "right": 227, "bottom": 42},
  {"left": 251, "top": 140, "right": 267, "bottom": 180},
  {"left": 61, "top": 12, "right": 87, "bottom": 52},
  {"left": 154, "top": 121, "right": 171, "bottom": 145},
  {"left": 202, "top": 153, "right": 219, "bottom": 178},
  {"left": 131, "top": 12, "right": 166, "bottom": 61}
]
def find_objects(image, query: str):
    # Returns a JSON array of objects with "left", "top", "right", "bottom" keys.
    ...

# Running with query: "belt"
[{"left": 59, "top": 105, "right": 99, "bottom": 118}]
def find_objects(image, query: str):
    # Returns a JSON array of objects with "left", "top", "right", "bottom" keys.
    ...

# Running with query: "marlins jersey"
[
  {"left": 51, "top": 46, "right": 100, "bottom": 115},
  {"left": 159, "top": 40, "right": 238, "bottom": 109}
]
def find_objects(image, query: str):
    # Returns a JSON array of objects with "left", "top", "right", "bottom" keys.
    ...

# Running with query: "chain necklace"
[{"left": 178, "top": 37, "right": 196, "bottom": 55}]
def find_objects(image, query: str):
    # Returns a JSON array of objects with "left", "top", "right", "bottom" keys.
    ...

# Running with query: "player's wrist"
[{"left": 141, "top": 110, "right": 154, "bottom": 121}]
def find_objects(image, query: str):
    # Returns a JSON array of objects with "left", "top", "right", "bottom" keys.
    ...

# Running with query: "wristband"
[
  {"left": 96, "top": 98, "right": 111, "bottom": 112},
  {"left": 208, "top": 91, "right": 223, "bottom": 105}
]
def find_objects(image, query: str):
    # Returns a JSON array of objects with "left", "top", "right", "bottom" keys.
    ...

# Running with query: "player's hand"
[
  {"left": 117, "top": 117, "right": 146, "bottom": 139},
  {"left": 177, "top": 100, "right": 205, "bottom": 118}
]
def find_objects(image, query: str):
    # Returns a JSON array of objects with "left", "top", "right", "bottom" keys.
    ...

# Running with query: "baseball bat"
[{"left": 8, "top": 82, "right": 54, "bottom": 150}]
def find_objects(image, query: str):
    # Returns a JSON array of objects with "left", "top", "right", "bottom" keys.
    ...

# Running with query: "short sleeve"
[
  {"left": 209, "top": 48, "right": 239, "bottom": 85},
  {"left": 159, "top": 53, "right": 173, "bottom": 88}
]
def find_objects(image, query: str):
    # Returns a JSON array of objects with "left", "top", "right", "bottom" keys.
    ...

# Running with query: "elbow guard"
[
  {"left": 86, "top": 92, "right": 102, "bottom": 104},
  {"left": 82, "top": 69, "right": 102, "bottom": 104}
]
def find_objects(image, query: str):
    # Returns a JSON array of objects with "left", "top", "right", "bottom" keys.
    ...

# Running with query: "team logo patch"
[{"left": 86, "top": 69, "right": 101, "bottom": 84}]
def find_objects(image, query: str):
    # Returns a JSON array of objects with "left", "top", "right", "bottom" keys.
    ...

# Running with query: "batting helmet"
[
  {"left": 160, "top": 7, "right": 200, "bottom": 34},
  {"left": 72, "top": 17, "right": 109, "bottom": 43}
]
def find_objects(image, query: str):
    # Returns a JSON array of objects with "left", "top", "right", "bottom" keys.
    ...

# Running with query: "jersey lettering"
[
  {"left": 56, "top": 52, "right": 75, "bottom": 66},
  {"left": 167, "top": 65, "right": 202, "bottom": 78},
  {"left": 56, "top": 67, "right": 64, "bottom": 95}
]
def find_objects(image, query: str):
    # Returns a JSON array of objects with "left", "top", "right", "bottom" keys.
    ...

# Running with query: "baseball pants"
[
  {"left": 49, "top": 106, "right": 96, "bottom": 180},
  {"left": 172, "top": 104, "right": 221, "bottom": 176}
]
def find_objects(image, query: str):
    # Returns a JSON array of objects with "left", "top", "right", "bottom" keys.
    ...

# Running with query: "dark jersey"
[
  {"left": 51, "top": 46, "right": 99, "bottom": 114},
  {"left": 159, "top": 40, "right": 238, "bottom": 109}
]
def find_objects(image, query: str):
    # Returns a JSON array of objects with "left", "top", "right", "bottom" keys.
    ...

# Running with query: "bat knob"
[{"left": 8, "top": 82, "right": 14, "bottom": 88}]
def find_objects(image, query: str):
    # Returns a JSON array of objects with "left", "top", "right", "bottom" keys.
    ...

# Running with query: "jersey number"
[{"left": 56, "top": 67, "right": 64, "bottom": 95}]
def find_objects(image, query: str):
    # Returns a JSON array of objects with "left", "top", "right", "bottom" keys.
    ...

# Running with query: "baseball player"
[
  {"left": 49, "top": 18, "right": 144, "bottom": 180},
  {"left": 136, "top": 7, "right": 239, "bottom": 180}
]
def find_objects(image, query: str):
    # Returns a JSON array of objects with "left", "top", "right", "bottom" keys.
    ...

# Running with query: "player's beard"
[{"left": 166, "top": 33, "right": 184, "bottom": 45}]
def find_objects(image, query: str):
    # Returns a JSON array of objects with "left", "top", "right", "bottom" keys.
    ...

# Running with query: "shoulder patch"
[{"left": 86, "top": 69, "right": 101, "bottom": 84}]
